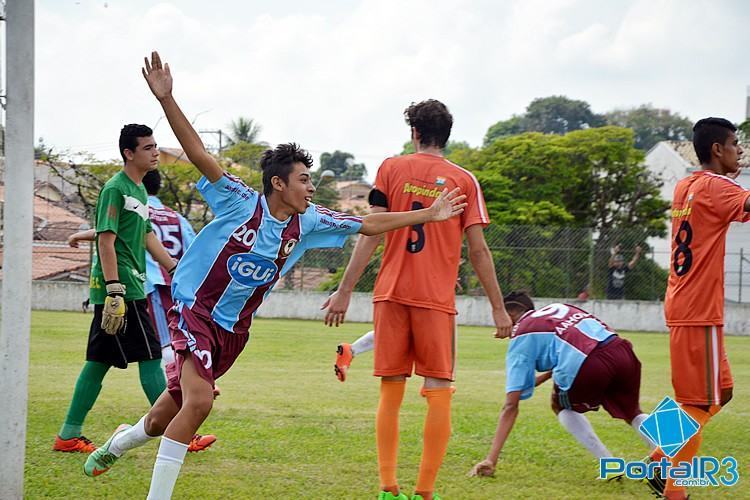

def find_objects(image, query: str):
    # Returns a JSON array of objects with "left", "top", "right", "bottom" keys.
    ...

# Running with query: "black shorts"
[
  {"left": 553, "top": 336, "right": 642, "bottom": 422},
  {"left": 86, "top": 299, "right": 162, "bottom": 369}
]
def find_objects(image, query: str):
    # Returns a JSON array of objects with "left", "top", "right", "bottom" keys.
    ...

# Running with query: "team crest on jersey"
[
  {"left": 436, "top": 176, "right": 446, "bottom": 185},
  {"left": 281, "top": 239, "right": 298, "bottom": 257},
  {"left": 227, "top": 253, "right": 278, "bottom": 287}
]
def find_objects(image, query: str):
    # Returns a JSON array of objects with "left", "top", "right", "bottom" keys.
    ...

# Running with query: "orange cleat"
[
  {"left": 188, "top": 433, "right": 217, "bottom": 452},
  {"left": 334, "top": 343, "right": 354, "bottom": 382},
  {"left": 53, "top": 435, "right": 96, "bottom": 454}
]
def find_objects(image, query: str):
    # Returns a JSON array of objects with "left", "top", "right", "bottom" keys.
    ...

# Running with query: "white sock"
[
  {"left": 110, "top": 415, "right": 156, "bottom": 457},
  {"left": 630, "top": 413, "right": 655, "bottom": 450},
  {"left": 351, "top": 330, "right": 375, "bottom": 356},
  {"left": 557, "top": 409, "right": 612, "bottom": 459},
  {"left": 161, "top": 346, "right": 175, "bottom": 367},
  {"left": 147, "top": 436, "right": 188, "bottom": 500}
]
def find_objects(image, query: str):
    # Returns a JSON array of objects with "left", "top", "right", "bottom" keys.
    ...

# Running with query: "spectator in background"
[{"left": 606, "top": 244, "right": 642, "bottom": 300}]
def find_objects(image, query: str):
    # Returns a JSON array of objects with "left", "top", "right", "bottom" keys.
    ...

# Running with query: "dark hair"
[
  {"left": 404, "top": 99, "right": 453, "bottom": 149},
  {"left": 119, "top": 124, "right": 153, "bottom": 163},
  {"left": 503, "top": 291, "right": 535, "bottom": 314},
  {"left": 142, "top": 169, "right": 161, "bottom": 195},
  {"left": 260, "top": 143, "right": 314, "bottom": 196},
  {"left": 693, "top": 117, "right": 737, "bottom": 165}
]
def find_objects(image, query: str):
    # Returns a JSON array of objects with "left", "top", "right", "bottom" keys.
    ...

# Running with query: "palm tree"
[{"left": 227, "top": 117, "right": 262, "bottom": 145}]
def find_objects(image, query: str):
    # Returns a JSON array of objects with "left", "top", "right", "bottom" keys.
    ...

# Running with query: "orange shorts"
[
  {"left": 669, "top": 325, "right": 733, "bottom": 406},
  {"left": 373, "top": 300, "right": 457, "bottom": 381}
]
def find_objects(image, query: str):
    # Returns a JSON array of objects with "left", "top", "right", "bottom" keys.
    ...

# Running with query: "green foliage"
[
  {"left": 226, "top": 116, "right": 263, "bottom": 146},
  {"left": 311, "top": 169, "right": 341, "bottom": 210},
  {"left": 223, "top": 141, "right": 267, "bottom": 169},
  {"left": 318, "top": 243, "right": 383, "bottom": 292},
  {"left": 401, "top": 140, "right": 472, "bottom": 156},
  {"left": 319, "top": 150, "right": 368, "bottom": 181},
  {"left": 738, "top": 119, "right": 750, "bottom": 143},
  {"left": 605, "top": 105, "right": 693, "bottom": 151},
  {"left": 484, "top": 96, "right": 605, "bottom": 145}
]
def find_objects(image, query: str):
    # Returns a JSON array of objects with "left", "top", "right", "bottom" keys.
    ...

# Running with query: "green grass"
[{"left": 25, "top": 311, "right": 750, "bottom": 499}]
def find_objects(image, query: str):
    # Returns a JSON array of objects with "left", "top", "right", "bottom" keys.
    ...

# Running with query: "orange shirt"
[
  {"left": 664, "top": 170, "right": 750, "bottom": 326},
  {"left": 371, "top": 153, "right": 489, "bottom": 314}
]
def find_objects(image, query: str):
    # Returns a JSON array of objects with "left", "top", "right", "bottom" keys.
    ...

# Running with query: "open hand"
[
  {"left": 429, "top": 187, "right": 467, "bottom": 222},
  {"left": 321, "top": 290, "right": 352, "bottom": 327},
  {"left": 142, "top": 51, "right": 173, "bottom": 100},
  {"left": 468, "top": 459, "right": 496, "bottom": 477}
]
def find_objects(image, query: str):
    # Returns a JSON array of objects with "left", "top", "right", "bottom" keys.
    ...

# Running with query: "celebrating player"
[
  {"left": 469, "top": 292, "right": 653, "bottom": 479},
  {"left": 82, "top": 51, "right": 466, "bottom": 500},
  {"left": 322, "top": 99, "right": 512, "bottom": 500},
  {"left": 53, "top": 124, "right": 177, "bottom": 454},
  {"left": 646, "top": 117, "right": 746, "bottom": 500}
]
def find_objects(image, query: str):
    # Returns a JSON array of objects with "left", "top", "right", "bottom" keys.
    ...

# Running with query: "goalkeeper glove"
[{"left": 102, "top": 281, "right": 127, "bottom": 335}]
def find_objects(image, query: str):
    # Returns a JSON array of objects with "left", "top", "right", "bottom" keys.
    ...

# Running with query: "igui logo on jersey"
[{"left": 227, "top": 253, "right": 278, "bottom": 287}]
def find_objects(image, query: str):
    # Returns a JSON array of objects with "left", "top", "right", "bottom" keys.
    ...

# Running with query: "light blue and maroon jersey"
[
  {"left": 172, "top": 173, "right": 362, "bottom": 334},
  {"left": 145, "top": 195, "right": 196, "bottom": 295},
  {"left": 505, "top": 303, "right": 615, "bottom": 399}
]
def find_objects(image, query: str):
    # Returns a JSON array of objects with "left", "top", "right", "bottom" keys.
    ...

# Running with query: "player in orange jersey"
[
  {"left": 647, "top": 117, "right": 746, "bottom": 499},
  {"left": 322, "top": 100, "right": 512, "bottom": 500}
]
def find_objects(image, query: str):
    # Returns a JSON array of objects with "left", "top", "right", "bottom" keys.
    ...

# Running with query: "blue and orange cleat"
[{"left": 334, "top": 343, "right": 354, "bottom": 382}]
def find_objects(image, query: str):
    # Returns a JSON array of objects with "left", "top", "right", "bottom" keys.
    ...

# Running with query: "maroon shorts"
[
  {"left": 166, "top": 302, "right": 249, "bottom": 407},
  {"left": 552, "top": 336, "right": 642, "bottom": 422}
]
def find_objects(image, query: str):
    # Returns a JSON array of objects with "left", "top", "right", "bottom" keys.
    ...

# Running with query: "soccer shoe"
[
  {"left": 637, "top": 456, "right": 665, "bottom": 498},
  {"left": 83, "top": 424, "right": 131, "bottom": 477},
  {"left": 334, "top": 343, "right": 354, "bottom": 382},
  {"left": 188, "top": 433, "right": 217, "bottom": 452},
  {"left": 377, "top": 492, "right": 408, "bottom": 500},
  {"left": 411, "top": 494, "right": 442, "bottom": 500},
  {"left": 53, "top": 435, "right": 96, "bottom": 454}
]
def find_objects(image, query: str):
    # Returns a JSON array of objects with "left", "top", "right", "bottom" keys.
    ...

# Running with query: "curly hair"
[
  {"left": 119, "top": 123, "right": 153, "bottom": 163},
  {"left": 503, "top": 291, "right": 535, "bottom": 314},
  {"left": 260, "top": 143, "right": 314, "bottom": 196},
  {"left": 693, "top": 117, "right": 737, "bottom": 165},
  {"left": 404, "top": 99, "right": 453, "bottom": 149}
]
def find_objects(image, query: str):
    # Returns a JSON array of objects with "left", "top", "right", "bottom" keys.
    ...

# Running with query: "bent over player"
[
  {"left": 83, "top": 51, "right": 467, "bottom": 500},
  {"left": 470, "top": 292, "right": 653, "bottom": 478}
]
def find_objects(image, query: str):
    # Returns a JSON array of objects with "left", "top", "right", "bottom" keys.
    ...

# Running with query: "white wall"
[{"left": 25, "top": 282, "right": 750, "bottom": 336}]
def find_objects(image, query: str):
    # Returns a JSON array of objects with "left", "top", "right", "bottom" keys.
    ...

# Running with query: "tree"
[
  {"left": 319, "top": 150, "right": 367, "bottom": 180},
  {"left": 605, "top": 105, "right": 693, "bottom": 150},
  {"left": 310, "top": 168, "right": 340, "bottom": 210},
  {"left": 400, "top": 140, "right": 472, "bottom": 156},
  {"left": 223, "top": 141, "right": 267, "bottom": 169},
  {"left": 226, "top": 117, "right": 263, "bottom": 146},
  {"left": 483, "top": 116, "right": 525, "bottom": 145}
]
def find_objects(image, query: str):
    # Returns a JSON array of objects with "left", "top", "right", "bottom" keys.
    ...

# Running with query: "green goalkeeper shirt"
[{"left": 89, "top": 170, "right": 152, "bottom": 304}]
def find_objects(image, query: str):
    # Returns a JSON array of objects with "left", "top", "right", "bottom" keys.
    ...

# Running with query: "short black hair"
[
  {"left": 119, "top": 124, "right": 153, "bottom": 163},
  {"left": 693, "top": 117, "right": 737, "bottom": 165},
  {"left": 260, "top": 143, "right": 314, "bottom": 196},
  {"left": 404, "top": 99, "right": 453, "bottom": 149},
  {"left": 142, "top": 169, "right": 161, "bottom": 196},
  {"left": 503, "top": 291, "right": 535, "bottom": 314}
]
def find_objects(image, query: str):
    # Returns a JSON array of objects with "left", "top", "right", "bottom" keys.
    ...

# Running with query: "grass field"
[{"left": 24, "top": 311, "right": 750, "bottom": 499}]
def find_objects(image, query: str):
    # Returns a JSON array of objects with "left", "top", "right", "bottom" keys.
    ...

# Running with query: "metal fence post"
[{"left": 587, "top": 228, "right": 595, "bottom": 297}]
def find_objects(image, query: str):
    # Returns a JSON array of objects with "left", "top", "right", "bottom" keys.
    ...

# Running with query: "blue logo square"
[{"left": 639, "top": 396, "right": 700, "bottom": 458}]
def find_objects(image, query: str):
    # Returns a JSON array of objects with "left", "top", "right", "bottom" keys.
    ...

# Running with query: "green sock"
[
  {"left": 59, "top": 361, "right": 110, "bottom": 439},
  {"left": 139, "top": 358, "right": 167, "bottom": 405}
]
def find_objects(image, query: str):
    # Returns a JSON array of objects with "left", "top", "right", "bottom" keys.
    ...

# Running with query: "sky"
[{"left": 34, "top": 0, "right": 750, "bottom": 179}]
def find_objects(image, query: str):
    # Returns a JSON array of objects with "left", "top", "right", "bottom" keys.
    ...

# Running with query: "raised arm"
[
  {"left": 628, "top": 245, "right": 642, "bottom": 269},
  {"left": 358, "top": 187, "right": 466, "bottom": 235},
  {"left": 465, "top": 224, "right": 512, "bottom": 338},
  {"left": 142, "top": 51, "right": 223, "bottom": 183}
]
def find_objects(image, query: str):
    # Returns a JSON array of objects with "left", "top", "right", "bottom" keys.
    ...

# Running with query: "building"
[{"left": 334, "top": 179, "right": 371, "bottom": 214}]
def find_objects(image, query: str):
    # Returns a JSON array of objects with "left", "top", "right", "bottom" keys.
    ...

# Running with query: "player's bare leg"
[
  {"left": 414, "top": 376, "right": 452, "bottom": 500},
  {"left": 147, "top": 358, "right": 214, "bottom": 499}
]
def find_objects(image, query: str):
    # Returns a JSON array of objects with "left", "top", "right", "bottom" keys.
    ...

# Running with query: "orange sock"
[
  {"left": 663, "top": 405, "right": 714, "bottom": 499},
  {"left": 415, "top": 387, "right": 453, "bottom": 497},
  {"left": 377, "top": 380, "right": 406, "bottom": 492}
]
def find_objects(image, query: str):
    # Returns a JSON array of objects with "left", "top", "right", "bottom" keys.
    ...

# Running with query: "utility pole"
[
  {"left": 0, "top": 1, "right": 35, "bottom": 498},
  {"left": 199, "top": 129, "right": 225, "bottom": 154}
]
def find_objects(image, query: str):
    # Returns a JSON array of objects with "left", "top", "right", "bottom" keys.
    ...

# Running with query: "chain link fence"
[{"left": 283, "top": 224, "right": 750, "bottom": 303}]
